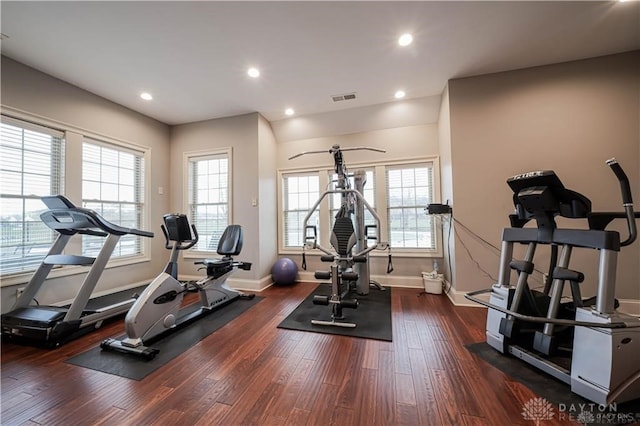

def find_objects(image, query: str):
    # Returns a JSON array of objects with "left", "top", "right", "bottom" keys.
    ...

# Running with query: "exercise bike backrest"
[{"left": 217, "top": 225, "right": 243, "bottom": 258}]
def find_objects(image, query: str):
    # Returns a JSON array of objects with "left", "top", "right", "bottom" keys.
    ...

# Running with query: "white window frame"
[
  {"left": 0, "top": 115, "right": 65, "bottom": 276},
  {"left": 182, "top": 147, "right": 233, "bottom": 257},
  {"left": 82, "top": 137, "right": 147, "bottom": 260},
  {"left": 328, "top": 168, "right": 376, "bottom": 232},
  {"left": 0, "top": 107, "right": 152, "bottom": 286},
  {"left": 279, "top": 171, "right": 322, "bottom": 250},
  {"left": 278, "top": 156, "right": 442, "bottom": 257},
  {"left": 386, "top": 162, "right": 436, "bottom": 251}
]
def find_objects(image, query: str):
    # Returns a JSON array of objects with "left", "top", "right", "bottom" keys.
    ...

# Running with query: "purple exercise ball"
[{"left": 271, "top": 257, "right": 298, "bottom": 286}]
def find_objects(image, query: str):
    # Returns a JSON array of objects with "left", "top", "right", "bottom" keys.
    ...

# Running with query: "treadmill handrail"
[{"left": 40, "top": 195, "right": 154, "bottom": 238}]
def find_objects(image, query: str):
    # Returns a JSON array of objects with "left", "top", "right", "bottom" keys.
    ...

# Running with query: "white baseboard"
[
  {"left": 54, "top": 280, "right": 150, "bottom": 307},
  {"left": 296, "top": 271, "right": 424, "bottom": 289},
  {"left": 618, "top": 299, "right": 640, "bottom": 316},
  {"left": 181, "top": 274, "right": 274, "bottom": 292},
  {"left": 443, "top": 282, "right": 489, "bottom": 308},
  {"left": 444, "top": 282, "right": 640, "bottom": 317},
  {"left": 61, "top": 274, "right": 638, "bottom": 317},
  {"left": 228, "top": 275, "right": 274, "bottom": 292}
]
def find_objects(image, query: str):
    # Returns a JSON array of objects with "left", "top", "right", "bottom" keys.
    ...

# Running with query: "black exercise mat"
[
  {"left": 277, "top": 284, "right": 392, "bottom": 341},
  {"left": 467, "top": 342, "right": 640, "bottom": 425},
  {"left": 66, "top": 296, "right": 262, "bottom": 380}
]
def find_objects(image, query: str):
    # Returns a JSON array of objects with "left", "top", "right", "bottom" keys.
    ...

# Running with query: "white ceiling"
[{"left": 1, "top": 1, "right": 638, "bottom": 126}]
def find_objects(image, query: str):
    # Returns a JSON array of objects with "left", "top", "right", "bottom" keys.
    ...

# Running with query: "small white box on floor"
[{"left": 422, "top": 272, "right": 443, "bottom": 294}]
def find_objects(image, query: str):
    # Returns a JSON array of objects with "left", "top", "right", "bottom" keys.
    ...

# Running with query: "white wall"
[
  {"left": 271, "top": 96, "right": 440, "bottom": 143},
  {"left": 447, "top": 51, "right": 640, "bottom": 306},
  {"left": 0, "top": 56, "right": 171, "bottom": 312},
  {"left": 257, "top": 115, "right": 278, "bottom": 280},
  {"left": 167, "top": 113, "right": 279, "bottom": 289},
  {"left": 437, "top": 84, "right": 456, "bottom": 290}
]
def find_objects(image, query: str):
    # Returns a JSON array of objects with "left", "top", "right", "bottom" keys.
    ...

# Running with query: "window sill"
[
  {"left": 0, "top": 255, "right": 152, "bottom": 287},
  {"left": 183, "top": 251, "right": 218, "bottom": 260},
  {"left": 278, "top": 249, "right": 441, "bottom": 258}
]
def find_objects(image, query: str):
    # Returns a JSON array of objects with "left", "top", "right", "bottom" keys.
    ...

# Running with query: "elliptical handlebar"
[
  {"left": 607, "top": 158, "right": 633, "bottom": 205},
  {"left": 606, "top": 158, "right": 637, "bottom": 247}
]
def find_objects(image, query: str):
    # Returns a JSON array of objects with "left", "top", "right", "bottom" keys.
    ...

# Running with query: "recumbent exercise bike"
[{"left": 102, "top": 214, "right": 253, "bottom": 360}]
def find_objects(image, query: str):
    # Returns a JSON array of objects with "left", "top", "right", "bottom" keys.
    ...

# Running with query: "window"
[
  {"left": 0, "top": 116, "right": 65, "bottom": 274},
  {"left": 82, "top": 139, "right": 145, "bottom": 258},
  {"left": 386, "top": 164, "right": 434, "bottom": 249},
  {"left": 279, "top": 158, "right": 438, "bottom": 255},
  {"left": 282, "top": 173, "right": 320, "bottom": 249},
  {"left": 329, "top": 169, "right": 375, "bottom": 230},
  {"left": 187, "top": 150, "right": 231, "bottom": 252}
]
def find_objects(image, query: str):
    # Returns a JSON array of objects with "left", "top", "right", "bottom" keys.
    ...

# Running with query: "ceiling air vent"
[{"left": 331, "top": 92, "right": 357, "bottom": 102}]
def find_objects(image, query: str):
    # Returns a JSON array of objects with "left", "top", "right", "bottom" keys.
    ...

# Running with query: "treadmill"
[{"left": 1, "top": 195, "right": 154, "bottom": 347}]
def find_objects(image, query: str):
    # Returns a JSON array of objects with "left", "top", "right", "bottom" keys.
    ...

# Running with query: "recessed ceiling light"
[
  {"left": 285, "top": 108, "right": 295, "bottom": 116},
  {"left": 247, "top": 67, "right": 260, "bottom": 78},
  {"left": 398, "top": 33, "right": 413, "bottom": 47},
  {"left": 394, "top": 90, "right": 406, "bottom": 99},
  {"left": 140, "top": 92, "right": 153, "bottom": 101}
]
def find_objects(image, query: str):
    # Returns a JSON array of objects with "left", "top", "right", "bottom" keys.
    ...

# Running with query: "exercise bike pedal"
[{"left": 100, "top": 338, "right": 160, "bottom": 361}]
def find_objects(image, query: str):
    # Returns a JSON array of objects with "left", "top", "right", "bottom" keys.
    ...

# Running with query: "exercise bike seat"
[{"left": 198, "top": 225, "right": 251, "bottom": 279}]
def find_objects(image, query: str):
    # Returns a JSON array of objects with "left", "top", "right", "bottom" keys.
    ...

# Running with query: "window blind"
[
  {"left": 82, "top": 138, "right": 145, "bottom": 258},
  {"left": 282, "top": 173, "right": 319, "bottom": 248},
  {"left": 0, "top": 115, "right": 65, "bottom": 274},
  {"left": 188, "top": 152, "right": 230, "bottom": 252},
  {"left": 386, "top": 163, "right": 435, "bottom": 249}
]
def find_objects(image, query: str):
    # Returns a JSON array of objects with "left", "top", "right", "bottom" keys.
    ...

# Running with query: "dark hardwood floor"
[{"left": 1, "top": 283, "right": 578, "bottom": 425}]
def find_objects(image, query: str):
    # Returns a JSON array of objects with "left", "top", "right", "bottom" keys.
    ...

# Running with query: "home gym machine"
[
  {"left": 289, "top": 145, "right": 392, "bottom": 328},
  {"left": 101, "top": 213, "right": 253, "bottom": 360},
  {"left": 466, "top": 158, "right": 640, "bottom": 404},
  {"left": 1, "top": 195, "right": 154, "bottom": 347}
]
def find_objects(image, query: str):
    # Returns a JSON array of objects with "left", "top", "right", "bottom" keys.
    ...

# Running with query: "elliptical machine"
[
  {"left": 289, "top": 145, "right": 393, "bottom": 328},
  {"left": 101, "top": 213, "right": 253, "bottom": 360},
  {"left": 466, "top": 159, "right": 640, "bottom": 404}
]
